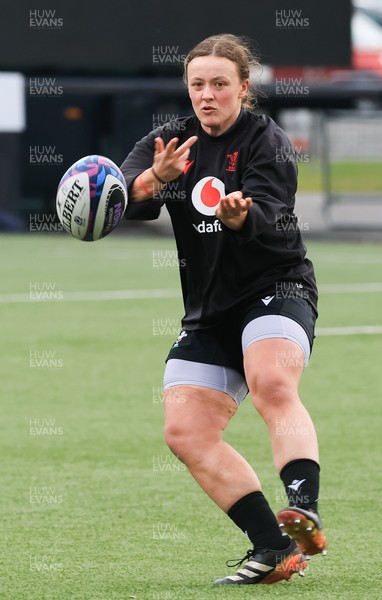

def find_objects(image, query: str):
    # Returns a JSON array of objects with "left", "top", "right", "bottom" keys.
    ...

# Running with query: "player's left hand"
[{"left": 215, "top": 192, "right": 252, "bottom": 231}]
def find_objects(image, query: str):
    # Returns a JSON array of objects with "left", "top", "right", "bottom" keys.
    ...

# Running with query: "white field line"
[
  {"left": 316, "top": 325, "right": 382, "bottom": 336},
  {"left": 319, "top": 282, "right": 382, "bottom": 293},
  {"left": 1, "top": 282, "right": 382, "bottom": 304},
  {"left": 0, "top": 289, "right": 180, "bottom": 303},
  {"left": 312, "top": 256, "right": 382, "bottom": 265},
  {"left": 1, "top": 288, "right": 381, "bottom": 336}
]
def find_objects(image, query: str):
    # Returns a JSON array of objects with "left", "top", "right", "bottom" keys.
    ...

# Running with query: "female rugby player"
[{"left": 121, "top": 33, "right": 327, "bottom": 585}]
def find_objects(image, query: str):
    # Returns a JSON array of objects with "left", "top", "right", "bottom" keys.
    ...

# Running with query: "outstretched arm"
[
  {"left": 215, "top": 192, "right": 253, "bottom": 231},
  {"left": 130, "top": 135, "right": 198, "bottom": 202}
]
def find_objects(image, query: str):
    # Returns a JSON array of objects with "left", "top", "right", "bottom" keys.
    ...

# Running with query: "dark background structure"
[{"left": 4, "top": 0, "right": 379, "bottom": 231}]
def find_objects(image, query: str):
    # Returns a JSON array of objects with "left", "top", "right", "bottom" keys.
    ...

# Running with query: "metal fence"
[{"left": 321, "top": 109, "right": 382, "bottom": 228}]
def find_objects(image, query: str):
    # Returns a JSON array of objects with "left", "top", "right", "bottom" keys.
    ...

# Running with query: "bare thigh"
[{"left": 164, "top": 384, "right": 237, "bottom": 460}]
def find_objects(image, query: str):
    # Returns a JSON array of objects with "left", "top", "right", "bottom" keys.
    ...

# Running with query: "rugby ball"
[{"left": 56, "top": 155, "right": 127, "bottom": 241}]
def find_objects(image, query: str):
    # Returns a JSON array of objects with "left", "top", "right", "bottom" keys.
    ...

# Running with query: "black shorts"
[{"left": 166, "top": 296, "right": 317, "bottom": 378}]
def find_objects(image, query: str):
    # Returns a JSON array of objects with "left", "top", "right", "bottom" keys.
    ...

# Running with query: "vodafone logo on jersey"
[{"left": 191, "top": 177, "right": 225, "bottom": 216}]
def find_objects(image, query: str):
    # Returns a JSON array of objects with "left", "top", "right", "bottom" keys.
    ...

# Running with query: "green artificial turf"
[
  {"left": 0, "top": 234, "right": 381, "bottom": 599},
  {"left": 297, "top": 160, "right": 382, "bottom": 193}
]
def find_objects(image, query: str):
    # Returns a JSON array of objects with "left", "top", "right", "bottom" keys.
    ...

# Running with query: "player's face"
[{"left": 187, "top": 55, "right": 249, "bottom": 137}]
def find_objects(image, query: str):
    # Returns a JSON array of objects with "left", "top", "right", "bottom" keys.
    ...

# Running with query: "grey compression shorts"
[{"left": 163, "top": 314, "right": 311, "bottom": 405}]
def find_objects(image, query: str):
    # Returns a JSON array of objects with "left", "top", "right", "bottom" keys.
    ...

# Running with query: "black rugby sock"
[
  {"left": 280, "top": 458, "right": 320, "bottom": 513},
  {"left": 228, "top": 491, "right": 290, "bottom": 550}
]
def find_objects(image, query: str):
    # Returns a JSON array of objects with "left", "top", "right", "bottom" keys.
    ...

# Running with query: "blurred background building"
[{"left": 0, "top": 0, "right": 381, "bottom": 236}]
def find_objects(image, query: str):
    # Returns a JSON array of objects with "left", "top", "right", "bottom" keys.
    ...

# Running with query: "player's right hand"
[{"left": 152, "top": 136, "right": 198, "bottom": 183}]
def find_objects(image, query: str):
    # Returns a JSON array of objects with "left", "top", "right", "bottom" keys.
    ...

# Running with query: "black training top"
[{"left": 120, "top": 109, "right": 318, "bottom": 329}]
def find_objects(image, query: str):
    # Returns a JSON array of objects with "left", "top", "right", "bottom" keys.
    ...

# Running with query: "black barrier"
[
  {"left": 20, "top": 75, "right": 382, "bottom": 226},
  {"left": 1, "top": 0, "right": 351, "bottom": 74},
  {"left": 0, "top": 134, "right": 27, "bottom": 231}
]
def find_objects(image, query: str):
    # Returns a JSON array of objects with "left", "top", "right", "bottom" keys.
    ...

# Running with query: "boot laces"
[{"left": 226, "top": 548, "right": 258, "bottom": 569}]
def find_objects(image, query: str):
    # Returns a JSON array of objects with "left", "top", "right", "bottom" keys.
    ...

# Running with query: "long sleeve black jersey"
[{"left": 120, "top": 109, "right": 318, "bottom": 329}]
